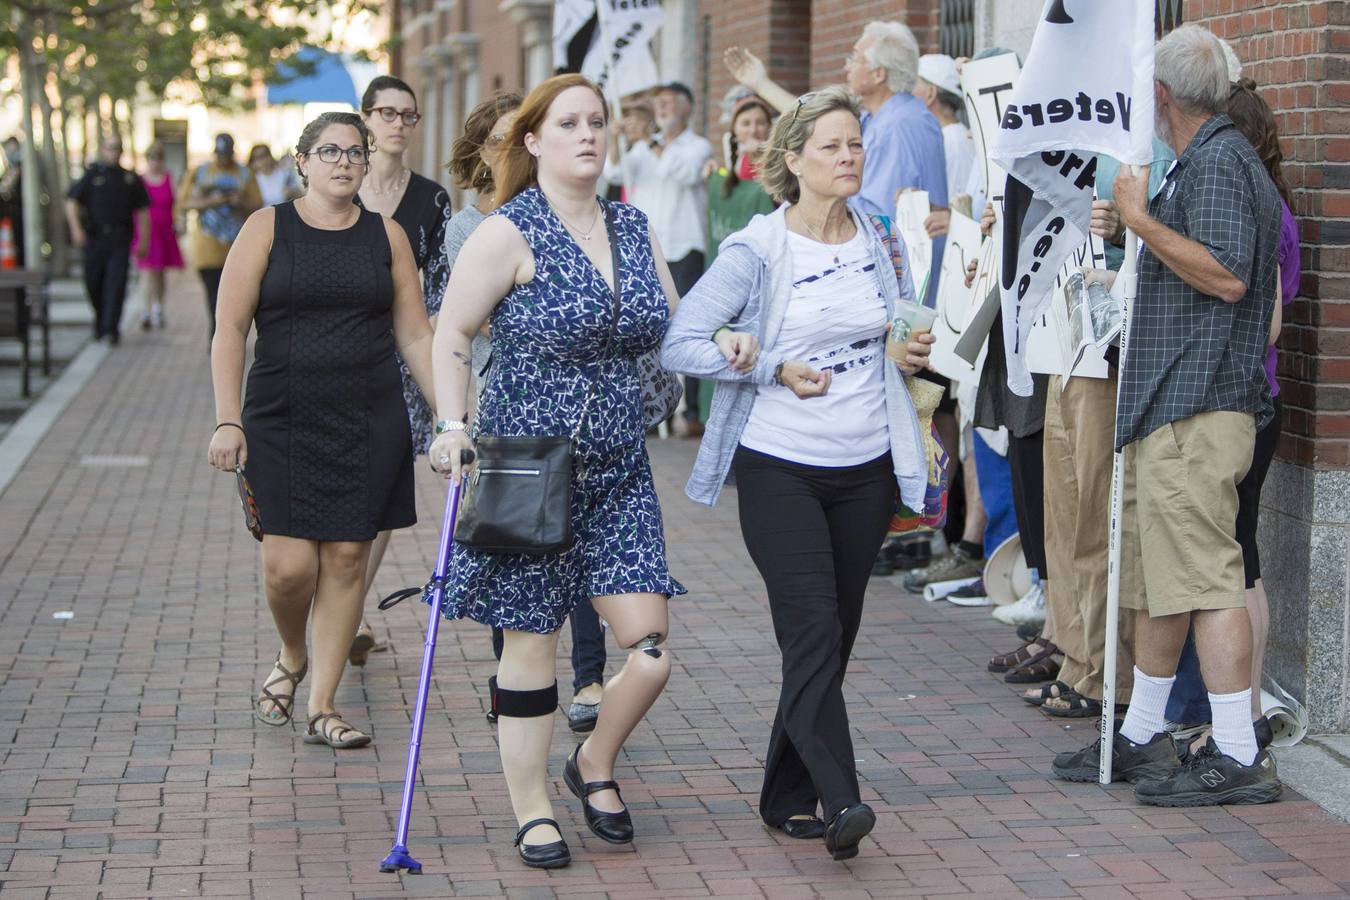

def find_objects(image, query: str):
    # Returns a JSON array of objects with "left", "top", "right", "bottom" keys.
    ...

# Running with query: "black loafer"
[
  {"left": 774, "top": 817, "right": 826, "bottom": 839},
  {"left": 513, "top": 818, "right": 570, "bottom": 868},
  {"left": 566, "top": 700, "right": 600, "bottom": 733},
  {"left": 564, "top": 745, "right": 633, "bottom": 844},
  {"left": 824, "top": 804, "right": 875, "bottom": 861}
]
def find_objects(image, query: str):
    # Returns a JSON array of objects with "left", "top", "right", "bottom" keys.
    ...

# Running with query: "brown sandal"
[
  {"left": 304, "top": 712, "right": 372, "bottom": 749},
  {"left": 1004, "top": 646, "right": 1063, "bottom": 684},
  {"left": 1043, "top": 689, "right": 1104, "bottom": 718},
  {"left": 1022, "top": 681, "right": 1071, "bottom": 706},
  {"left": 988, "top": 640, "right": 1055, "bottom": 673},
  {"left": 255, "top": 656, "right": 308, "bottom": 726}
]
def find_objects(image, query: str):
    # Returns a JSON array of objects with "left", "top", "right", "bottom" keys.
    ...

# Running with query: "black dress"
[{"left": 241, "top": 201, "right": 415, "bottom": 541}]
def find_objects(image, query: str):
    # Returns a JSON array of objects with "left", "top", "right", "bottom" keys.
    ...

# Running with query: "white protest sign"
[
  {"left": 929, "top": 210, "right": 987, "bottom": 382},
  {"left": 895, "top": 190, "right": 934, "bottom": 301},
  {"left": 960, "top": 52, "right": 1021, "bottom": 221},
  {"left": 1026, "top": 233, "right": 1109, "bottom": 377}
]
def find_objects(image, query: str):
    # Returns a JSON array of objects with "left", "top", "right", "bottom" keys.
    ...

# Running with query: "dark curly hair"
[
  {"left": 294, "top": 112, "right": 371, "bottom": 188},
  {"left": 1227, "top": 78, "right": 1293, "bottom": 209},
  {"left": 447, "top": 91, "right": 524, "bottom": 193}
]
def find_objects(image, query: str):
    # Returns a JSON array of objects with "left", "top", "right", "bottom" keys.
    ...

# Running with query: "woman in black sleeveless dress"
[{"left": 207, "top": 112, "right": 436, "bottom": 749}]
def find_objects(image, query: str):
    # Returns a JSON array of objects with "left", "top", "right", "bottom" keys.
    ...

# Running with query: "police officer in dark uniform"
[{"left": 65, "top": 136, "right": 149, "bottom": 344}]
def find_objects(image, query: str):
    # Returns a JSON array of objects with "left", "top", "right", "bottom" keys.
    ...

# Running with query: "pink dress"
[{"left": 133, "top": 172, "right": 184, "bottom": 270}]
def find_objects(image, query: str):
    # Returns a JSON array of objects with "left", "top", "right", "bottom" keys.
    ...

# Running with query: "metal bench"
[{"left": 0, "top": 269, "right": 51, "bottom": 398}]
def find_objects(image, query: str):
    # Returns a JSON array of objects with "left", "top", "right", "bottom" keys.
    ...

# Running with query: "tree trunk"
[
  {"left": 13, "top": 10, "right": 45, "bottom": 270},
  {"left": 32, "top": 32, "right": 68, "bottom": 275}
]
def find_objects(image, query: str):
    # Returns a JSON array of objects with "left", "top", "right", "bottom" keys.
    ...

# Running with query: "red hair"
[{"left": 494, "top": 74, "right": 609, "bottom": 208}]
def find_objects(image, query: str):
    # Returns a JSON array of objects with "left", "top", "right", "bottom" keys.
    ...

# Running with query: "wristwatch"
[{"left": 434, "top": 419, "right": 467, "bottom": 435}]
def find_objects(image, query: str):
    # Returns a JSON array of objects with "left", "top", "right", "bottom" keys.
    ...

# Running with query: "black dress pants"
[
  {"left": 666, "top": 250, "right": 705, "bottom": 421},
  {"left": 1007, "top": 429, "right": 1047, "bottom": 575},
  {"left": 200, "top": 267, "right": 224, "bottom": 343},
  {"left": 83, "top": 237, "right": 132, "bottom": 339},
  {"left": 732, "top": 446, "right": 895, "bottom": 825}
]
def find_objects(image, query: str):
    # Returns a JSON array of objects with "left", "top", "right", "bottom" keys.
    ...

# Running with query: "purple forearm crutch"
[{"left": 380, "top": 450, "right": 473, "bottom": 875}]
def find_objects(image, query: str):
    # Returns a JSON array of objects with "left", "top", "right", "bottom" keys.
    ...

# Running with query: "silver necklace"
[
  {"left": 797, "top": 209, "right": 848, "bottom": 264},
  {"left": 365, "top": 166, "right": 409, "bottom": 197},
  {"left": 548, "top": 199, "right": 601, "bottom": 242}
]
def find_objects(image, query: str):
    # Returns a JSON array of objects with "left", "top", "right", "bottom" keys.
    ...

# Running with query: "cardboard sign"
[{"left": 929, "top": 210, "right": 994, "bottom": 383}]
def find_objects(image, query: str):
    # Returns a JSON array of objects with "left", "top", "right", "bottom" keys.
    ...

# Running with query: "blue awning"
[{"left": 267, "top": 46, "right": 359, "bottom": 107}]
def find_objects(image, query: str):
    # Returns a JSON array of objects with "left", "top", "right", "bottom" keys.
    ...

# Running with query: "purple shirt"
[{"left": 1266, "top": 202, "right": 1299, "bottom": 396}]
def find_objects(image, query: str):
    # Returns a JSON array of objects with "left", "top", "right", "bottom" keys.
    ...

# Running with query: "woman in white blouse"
[{"left": 661, "top": 86, "right": 934, "bottom": 862}]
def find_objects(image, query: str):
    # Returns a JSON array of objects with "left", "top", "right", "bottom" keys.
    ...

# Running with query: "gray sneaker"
[{"left": 903, "top": 544, "right": 984, "bottom": 592}]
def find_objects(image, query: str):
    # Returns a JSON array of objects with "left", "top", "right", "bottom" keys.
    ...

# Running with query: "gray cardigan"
[{"left": 659, "top": 203, "right": 928, "bottom": 508}]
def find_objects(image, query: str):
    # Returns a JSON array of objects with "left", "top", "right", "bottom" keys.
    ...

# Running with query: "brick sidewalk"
[{"left": 1, "top": 280, "right": 1348, "bottom": 899}]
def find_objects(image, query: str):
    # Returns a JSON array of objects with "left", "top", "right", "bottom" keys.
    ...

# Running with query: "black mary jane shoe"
[
  {"left": 564, "top": 744, "right": 634, "bottom": 844},
  {"left": 774, "top": 817, "right": 826, "bottom": 839},
  {"left": 513, "top": 818, "right": 570, "bottom": 869},
  {"left": 824, "top": 804, "right": 875, "bottom": 861}
]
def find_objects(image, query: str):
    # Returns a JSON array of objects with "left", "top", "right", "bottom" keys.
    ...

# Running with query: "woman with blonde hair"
[
  {"left": 662, "top": 86, "right": 934, "bottom": 861},
  {"left": 427, "top": 74, "right": 755, "bottom": 868}
]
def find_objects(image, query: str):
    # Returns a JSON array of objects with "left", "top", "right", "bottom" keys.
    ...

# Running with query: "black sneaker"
[
  {"left": 1135, "top": 738, "right": 1281, "bottom": 807},
  {"left": 1051, "top": 725, "right": 1181, "bottom": 784}
]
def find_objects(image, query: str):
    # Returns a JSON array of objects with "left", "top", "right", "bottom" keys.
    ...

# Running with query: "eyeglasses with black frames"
[
  {"left": 308, "top": 144, "right": 369, "bottom": 165},
  {"left": 369, "top": 107, "right": 422, "bottom": 126}
]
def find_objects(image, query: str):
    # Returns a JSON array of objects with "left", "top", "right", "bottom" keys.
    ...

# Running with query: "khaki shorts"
[{"left": 1120, "top": 411, "right": 1254, "bottom": 618}]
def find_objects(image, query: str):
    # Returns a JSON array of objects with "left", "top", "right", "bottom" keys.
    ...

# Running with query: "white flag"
[
  {"left": 554, "top": 1, "right": 665, "bottom": 96},
  {"left": 990, "top": 0, "right": 1155, "bottom": 396}
]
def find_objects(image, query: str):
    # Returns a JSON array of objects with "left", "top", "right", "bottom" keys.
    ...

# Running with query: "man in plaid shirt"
[{"left": 1052, "top": 24, "right": 1282, "bottom": 806}]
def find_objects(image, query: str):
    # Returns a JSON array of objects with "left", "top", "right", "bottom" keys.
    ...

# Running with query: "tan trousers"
[{"left": 1043, "top": 373, "right": 1135, "bottom": 703}]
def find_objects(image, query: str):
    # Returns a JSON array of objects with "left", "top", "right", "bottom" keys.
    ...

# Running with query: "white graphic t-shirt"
[{"left": 740, "top": 218, "right": 890, "bottom": 466}]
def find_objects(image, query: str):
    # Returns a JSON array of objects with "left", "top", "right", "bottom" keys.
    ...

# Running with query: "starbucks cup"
[{"left": 886, "top": 301, "right": 938, "bottom": 364}]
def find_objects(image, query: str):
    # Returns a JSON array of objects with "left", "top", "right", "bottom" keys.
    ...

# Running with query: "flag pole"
[
  {"left": 1099, "top": 168, "right": 1141, "bottom": 784},
  {"left": 593, "top": 0, "right": 630, "bottom": 196}
]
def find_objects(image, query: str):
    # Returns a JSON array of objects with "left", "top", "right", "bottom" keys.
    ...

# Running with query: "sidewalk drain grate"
[{"left": 80, "top": 455, "right": 150, "bottom": 467}]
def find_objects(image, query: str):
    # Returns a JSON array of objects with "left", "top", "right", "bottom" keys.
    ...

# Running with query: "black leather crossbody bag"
[{"left": 451, "top": 201, "right": 624, "bottom": 555}]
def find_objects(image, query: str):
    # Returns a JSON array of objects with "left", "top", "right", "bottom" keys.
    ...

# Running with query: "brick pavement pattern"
[{"left": 2, "top": 283, "right": 1349, "bottom": 899}]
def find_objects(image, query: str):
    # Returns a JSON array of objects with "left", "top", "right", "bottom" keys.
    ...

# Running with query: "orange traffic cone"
[{"left": 0, "top": 218, "right": 15, "bottom": 269}]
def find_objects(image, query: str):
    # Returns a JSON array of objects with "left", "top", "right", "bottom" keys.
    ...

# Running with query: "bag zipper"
[{"left": 473, "top": 467, "right": 541, "bottom": 485}]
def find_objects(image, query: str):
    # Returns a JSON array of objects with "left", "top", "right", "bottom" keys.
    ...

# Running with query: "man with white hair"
[
  {"left": 1051, "top": 24, "right": 1282, "bottom": 807},
  {"left": 914, "top": 53, "right": 973, "bottom": 206},
  {"left": 844, "top": 21, "right": 948, "bottom": 302}
]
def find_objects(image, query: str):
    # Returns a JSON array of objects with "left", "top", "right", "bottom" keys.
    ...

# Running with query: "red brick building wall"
[{"left": 1188, "top": 0, "right": 1350, "bottom": 469}]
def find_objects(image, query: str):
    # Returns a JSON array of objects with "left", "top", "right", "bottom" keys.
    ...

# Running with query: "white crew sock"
[
  {"left": 1209, "top": 689, "right": 1259, "bottom": 766},
  {"left": 1120, "top": 666, "right": 1175, "bottom": 744}
]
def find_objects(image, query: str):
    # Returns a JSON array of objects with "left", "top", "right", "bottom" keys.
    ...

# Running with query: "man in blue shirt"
[{"left": 845, "top": 21, "right": 948, "bottom": 306}]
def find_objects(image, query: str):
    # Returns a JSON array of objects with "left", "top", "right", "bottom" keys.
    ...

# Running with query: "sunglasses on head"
[{"left": 788, "top": 92, "right": 820, "bottom": 127}]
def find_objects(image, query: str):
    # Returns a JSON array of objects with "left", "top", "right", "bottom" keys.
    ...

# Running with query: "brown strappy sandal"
[
  {"left": 254, "top": 655, "right": 308, "bottom": 726},
  {"left": 304, "top": 712, "right": 372, "bottom": 749}
]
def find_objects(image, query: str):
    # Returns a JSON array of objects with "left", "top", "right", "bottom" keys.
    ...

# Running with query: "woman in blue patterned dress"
[{"left": 427, "top": 75, "right": 758, "bottom": 869}]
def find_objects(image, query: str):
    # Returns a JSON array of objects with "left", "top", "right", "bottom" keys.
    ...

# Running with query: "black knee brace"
[
  {"left": 629, "top": 633, "right": 666, "bottom": 659},
  {"left": 494, "top": 680, "right": 559, "bottom": 718}
]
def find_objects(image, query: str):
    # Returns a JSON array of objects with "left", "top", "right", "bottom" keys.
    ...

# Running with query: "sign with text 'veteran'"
[{"left": 990, "top": 0, "right": 1155, "bottom": 396}]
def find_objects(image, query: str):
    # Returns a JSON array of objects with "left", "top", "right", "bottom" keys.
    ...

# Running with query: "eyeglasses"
[
  {"left": 788, "top": 92, "right": 819, "bottom": 127},
  {"left": 369, "top": 107, "right": 422, "bottom": 126},
  {"left": 308, "top": 144, "right": 369, "bottom": 165}
]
